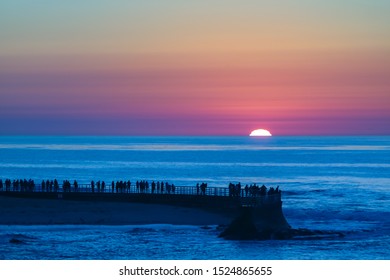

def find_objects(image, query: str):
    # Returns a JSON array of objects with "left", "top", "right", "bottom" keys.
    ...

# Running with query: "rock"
[
  {"left": 9, "top": 238, "right": 25, "bottom": 244},
  {"left": 219, "top": 207, "right": 346, "bottom": 240},
  {"left": 219, "top": 207, "right": 258, "bottom": 240}
]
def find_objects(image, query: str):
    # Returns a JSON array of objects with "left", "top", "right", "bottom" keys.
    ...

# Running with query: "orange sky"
[{"left": 1, "top": 1, "right": 389, "bottom": 135}]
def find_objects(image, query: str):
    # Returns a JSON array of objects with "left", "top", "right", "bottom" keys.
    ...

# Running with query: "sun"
[{"left": 249, "top": 129, "right": 272, "bottom": 137}]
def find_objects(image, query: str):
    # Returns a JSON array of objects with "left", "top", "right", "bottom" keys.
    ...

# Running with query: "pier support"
[{"left": 219, "top": 202, "right": 292, "bottom": 240}]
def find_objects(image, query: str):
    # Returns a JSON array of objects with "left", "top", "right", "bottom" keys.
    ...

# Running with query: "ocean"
[{"left": 0, "top": 136, "right": 389, "bottom": 259}]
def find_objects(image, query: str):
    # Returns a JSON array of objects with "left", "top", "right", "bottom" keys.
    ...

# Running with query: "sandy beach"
[{"left": 0, "top": 196, "right": 231, "bottom": 226}]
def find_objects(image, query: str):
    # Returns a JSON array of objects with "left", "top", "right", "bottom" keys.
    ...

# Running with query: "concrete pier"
[{"left": 0, "top": 181, "right": 291, "bottom": 237}]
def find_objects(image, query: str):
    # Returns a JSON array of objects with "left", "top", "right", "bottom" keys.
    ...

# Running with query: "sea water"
[{"left": 0, "top": 136, "right": 389, "bottom": 259}]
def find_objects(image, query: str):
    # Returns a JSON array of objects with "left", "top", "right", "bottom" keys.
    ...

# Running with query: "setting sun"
[{"left": 249, "top": 129, "right": 272, "bottom": 137}]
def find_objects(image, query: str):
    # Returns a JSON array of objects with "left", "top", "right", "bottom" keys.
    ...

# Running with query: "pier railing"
[{"left": 0, "top": 181, "right": 282, "bottom": 207}]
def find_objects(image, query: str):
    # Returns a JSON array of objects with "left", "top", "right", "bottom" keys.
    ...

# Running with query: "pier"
[
  {"left": 0, "top": 179, "right": 282, "bottom": 209},
  {"left": 0, "top": 178, "right": 292, "bottom": 239}
]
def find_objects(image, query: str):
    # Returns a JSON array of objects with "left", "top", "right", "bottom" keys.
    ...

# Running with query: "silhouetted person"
[
  {"left": 5, "top": 179, "right": 11, "bottom": 191},
  {"left": 260, "top": 185, "right": 267, "bottom": 196},
  {"left": 54, "top": 179, "right": 59, "bottom": 192},
  {"left": 276, "top": 186, "right": 281, "bottom": 201},
  {"left": 229, "top": 183, "right": 233, "bottom": 196},
  {"left": 126, "top": 180, "right": 131, "bottom": 193},
  {"left": 200, "top": 183, "right": 207, "bottom": 195},
  {"left": 166, "top": 182, "right": 171, "bottom": 194},
  {"left": 151, "top": 181, "right": 156, "bottom": 193}
]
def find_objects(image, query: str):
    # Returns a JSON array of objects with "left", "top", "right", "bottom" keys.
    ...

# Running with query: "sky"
[{"left": 1, "top": 0, "right": 389, "bottom": 135}]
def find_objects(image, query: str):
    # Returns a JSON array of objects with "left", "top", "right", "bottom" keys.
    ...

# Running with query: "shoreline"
[{"left": 0, "top": 196, "right": 232, "bottom": 226}]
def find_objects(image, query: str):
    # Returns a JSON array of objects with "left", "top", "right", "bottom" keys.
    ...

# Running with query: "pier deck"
[{"left": 0, "top": 182, "right": 281, "bottom": 209}]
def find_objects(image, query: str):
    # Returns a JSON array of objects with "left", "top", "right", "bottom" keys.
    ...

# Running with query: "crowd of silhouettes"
[
  {"left": 229, "top": 182, "right": 281, "bottom": 198},
  {"left": 0, "top": 179, "right": 36, "bottom": 192},
  {"left": 0, "top": 178, "right": 179, "bottom": 194},
  {"left": 196, "top": 183, "right": 208, "bottom": 195},
  {"left": 90, "top": 180, "right": 107, "bottom": 193},
  {"left": 0, "top": 178, "right": 281, "bottom": 203},
  {"left": 39, "top": 179, "right": 60, "bottom": 192}
]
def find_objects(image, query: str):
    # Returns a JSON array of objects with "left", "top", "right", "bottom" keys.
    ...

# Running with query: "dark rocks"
[
  {"left": 219, "top": 206, "right": 345, "bottom": 240},
  {"left": 290, "top": 228, "right": 345, "bottom": 240},
  {"left": 219, "top": 207, "right": 258, "bottom": 240},
  {"left": 9, "top": 238, "right": 25, "bottom": 244}
]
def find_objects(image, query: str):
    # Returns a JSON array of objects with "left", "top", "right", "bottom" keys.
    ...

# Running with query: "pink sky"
[{"left": 1, "top": 1, "right": 389, "bottom": 135}]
